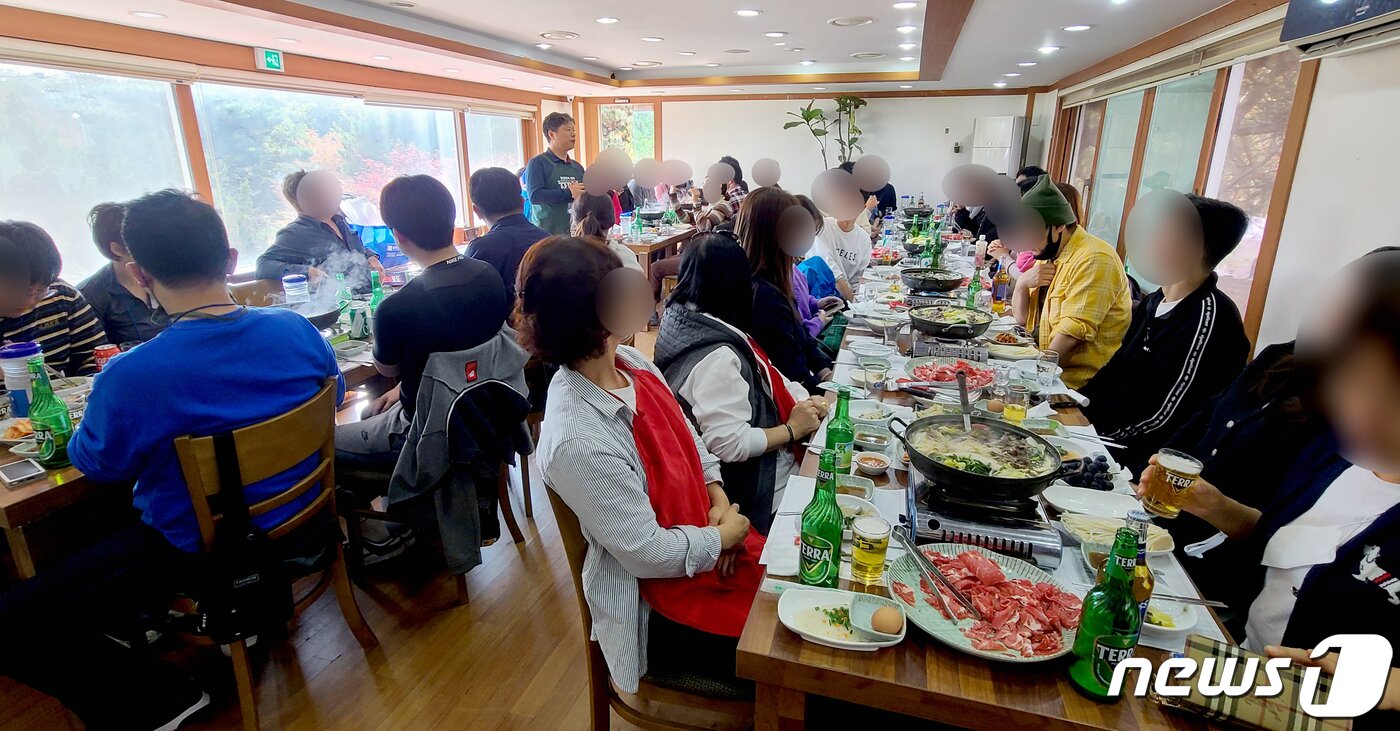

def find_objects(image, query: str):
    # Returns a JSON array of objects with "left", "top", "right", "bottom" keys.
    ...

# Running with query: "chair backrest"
[
  {"left": 174, "top": 377, "right": 339, "bottom": 552},
  {"left": 228, "top": 279, "right": 283, "bottom": 307},
  {"left": 546, "top": 486, "right": 595, "bottom": 637}
]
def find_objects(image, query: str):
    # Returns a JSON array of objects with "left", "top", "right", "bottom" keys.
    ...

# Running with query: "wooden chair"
[
  {"left": 174, "top": 377, "right": 378, "bottom": 731},
  {"left": 228, "top": 278, "right": 283, "bottom": 307},
  {"left": 660, "top": 274, "right": 679, "bottom": 305},
  {"left": 546, "top": 487, "right": 753, "bottom": 731}
]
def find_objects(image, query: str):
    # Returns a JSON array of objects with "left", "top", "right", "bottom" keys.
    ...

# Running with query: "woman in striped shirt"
[
  {"left": 519, "top": 236, "right": 763, "bottom": 695},
  {"left": 0, "top": 221, "right": 108, "bottom": 376}
]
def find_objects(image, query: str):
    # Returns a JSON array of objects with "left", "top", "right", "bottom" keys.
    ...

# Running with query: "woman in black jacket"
[{"left": 734, "top": 187, "right": 832, "bottom": 390}]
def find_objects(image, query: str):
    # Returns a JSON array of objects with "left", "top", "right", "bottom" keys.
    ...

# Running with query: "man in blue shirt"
[
  {"left": 467, "top": 166, "right": 551, "bottom": 302},
  {"left": 524, "top": 112, "right": 585, "bottom": 235},
  {"left": 0, "top": 190, "right": 343, "bottom": 730}
]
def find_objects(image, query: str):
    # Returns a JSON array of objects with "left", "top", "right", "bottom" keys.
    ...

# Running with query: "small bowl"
[
  {"left": 849, "top": 342, "right": 896, "bottom": 359},
  {"left": 853, "top": 425, "right": 894, "bottom": 452},
  {"left": 849, "top": 400, "right": 895, "bottom": 429},
  {"left": 836, "top": 474, "right": 876, "bottom": 500},
  {"left": 1015, "top": 360, "right": 1064, "bottom": 381},
  {"left": 856, "top": 356, "right": 891, "bottom": 371},
  {"left": 855, "top": 452, "right": 891, "bottom": 475},
  {"left": 836, "top": 494, "right": 881, "bottom": 541},
  {"left": 334, "top": 341, "right": 369, "bottom": 359}
]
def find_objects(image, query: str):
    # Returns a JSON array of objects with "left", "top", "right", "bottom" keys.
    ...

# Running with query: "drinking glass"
[
  {"left": 992, "top": 362, "right": 1013, "bottom": 398},
  {"left": 851, "top": 516, "right": 892, "bottom": 585},
  {"left": 1036, "top": 351, "right": 1060, "bottom": 389},
  {"left": 864, "top": 364, "right": 889, "bottom": 402}
]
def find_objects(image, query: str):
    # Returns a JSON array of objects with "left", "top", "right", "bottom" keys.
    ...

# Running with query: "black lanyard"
[{"left": 169, "top": 303, "right": 247, "bottom": 325}]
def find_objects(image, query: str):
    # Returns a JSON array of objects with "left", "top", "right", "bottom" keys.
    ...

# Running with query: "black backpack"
[{"left": 193, "top": 432, "right": 294, "bottom": 645}]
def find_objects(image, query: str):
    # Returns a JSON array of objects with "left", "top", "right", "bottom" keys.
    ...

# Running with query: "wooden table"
[
  {"left": 622, "top": 228, "right": 695, "bottom": 280},
  {"left": 736, "top": 326, "right": 1226, "bottom": 730},
  {"left": 0, "top": 362, "right": 379, "bottom": 579}
]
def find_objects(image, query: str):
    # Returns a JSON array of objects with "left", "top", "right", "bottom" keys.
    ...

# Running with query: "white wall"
[
  {"left": 1255, "top": 43, "right": 1400, "bottom": 348},
  {"left": 661, "top": 94, "right": 1027, "bottom": 203}
]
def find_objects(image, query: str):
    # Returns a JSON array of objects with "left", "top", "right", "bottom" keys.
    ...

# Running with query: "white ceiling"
[{"left": 3, "top": 0, "right": 1238, "bottom": 95}]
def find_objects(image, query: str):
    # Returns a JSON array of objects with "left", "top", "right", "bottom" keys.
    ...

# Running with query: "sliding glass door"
[{"left": 1084, "top": 91, "right": 1144, "bottom": 247}]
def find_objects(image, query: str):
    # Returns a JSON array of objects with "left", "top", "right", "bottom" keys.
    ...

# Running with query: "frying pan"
[
  {"left": 908, "top": 305, "right": 992, "bottom": 339},
  {"left": 889, "top": 414, "right": 1068, "bottom": 501},
  {"left": 900, "top": 268, "right": 963, "bottom": 293}
]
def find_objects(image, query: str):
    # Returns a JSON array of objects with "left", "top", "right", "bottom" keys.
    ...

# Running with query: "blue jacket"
[{"left": 798, "top": 256, "right": 839, "bottom": 301}]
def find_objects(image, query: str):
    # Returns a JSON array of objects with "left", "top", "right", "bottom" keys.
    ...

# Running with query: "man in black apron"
[{"left": 525, "top": 112, "right": 586, "bottom": 235}]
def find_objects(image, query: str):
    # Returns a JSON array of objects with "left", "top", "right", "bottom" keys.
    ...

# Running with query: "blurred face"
[
  {"left": 0, "top": 279, "right": 52, "bottom": 318},
  {"left": 1145, "top": 215, "right": 1208, "bottom": 285},
  {"left": 1002, "top": 222, "right": 1050, "bottom": 255},
  {"left": 549, "top": 122, "right": 577, "bottom": 151},
  {"left": 1325, "top": 338, "right": 1400, "bottom": 473}
]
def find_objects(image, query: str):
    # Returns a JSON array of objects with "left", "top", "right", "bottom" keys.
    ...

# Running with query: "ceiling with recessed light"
[{"left": 1, "top": 0, "right": 1237, "bottom": 96}]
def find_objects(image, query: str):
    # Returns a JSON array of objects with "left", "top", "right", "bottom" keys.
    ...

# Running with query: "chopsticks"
[
  {"left": 1068, "top": 583, "right": 1227, "bottom": 609},
  {"left": 891, "top": 528, "right": 982, "bottom": 621}
]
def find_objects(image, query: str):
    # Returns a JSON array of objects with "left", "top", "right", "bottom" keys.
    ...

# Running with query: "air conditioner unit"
[{"left": 1283, "top": 0, "right": 1400, "bottom": 61}]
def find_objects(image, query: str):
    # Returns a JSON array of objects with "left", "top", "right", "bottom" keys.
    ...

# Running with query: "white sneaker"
[{"left": 153, "top": 691, "right": 210, "bottom": 731}]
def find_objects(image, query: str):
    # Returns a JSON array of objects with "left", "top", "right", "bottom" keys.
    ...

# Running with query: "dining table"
[
  {"left": 621, "top": 226, "right": 695, "bottom": 280},
  {"left": 0, "top": 356, "right": 381, "bottom": 580},
  {"left": 736, "top": 321, "right": 1230, "bottom": 731}
]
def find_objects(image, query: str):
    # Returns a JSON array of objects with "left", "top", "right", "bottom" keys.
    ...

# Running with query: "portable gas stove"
[{"left": 902, "top": 471, "right": 1063, "bottom": 569}]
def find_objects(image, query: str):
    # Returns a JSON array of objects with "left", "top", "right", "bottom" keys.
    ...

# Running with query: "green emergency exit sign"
[{"left": 255, "top": 48, "right": 285, "bottom": 73}]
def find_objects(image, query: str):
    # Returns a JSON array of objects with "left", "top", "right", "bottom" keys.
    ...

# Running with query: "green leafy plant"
[{"left": 783, "top": 95, "right": 869, "bottom": 168}]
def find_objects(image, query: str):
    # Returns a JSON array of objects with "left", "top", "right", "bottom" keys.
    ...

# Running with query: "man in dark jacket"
[
  {"left": 1081, "top": 193, "right": 1251, "bottom": 469},
  {"left": 255, "top": 170, "right": 385, "bottom": 287},
  {"left": 466, "top": 167, "right": 550, "bottom": 302}
]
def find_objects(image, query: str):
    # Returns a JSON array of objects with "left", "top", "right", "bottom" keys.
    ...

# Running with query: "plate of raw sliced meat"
[{"left": 887, "top": 544, "right": 1083, "bottom": 662}]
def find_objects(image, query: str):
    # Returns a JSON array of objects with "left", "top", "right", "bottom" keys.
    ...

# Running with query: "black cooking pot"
[
  {"left": 900, "top": 268, "right": 962, "bottom": 293},
  {"left": 902, "top": 238, "right": 926, "bottom": 255},
  {"left": 273, "top": 303, "right": 341, "bottom": 331},
  {"left": 638, "top": 210, "right": 665, "bottom": 223},
  {"left": 903, "top": 206, "right": 933, "bottom": 218},
  {"left": 889, "top": 415, "right": 1067, "bottom": 501},
  {"left": 908, "top": 305, "right": 992, "bottom": 339}
]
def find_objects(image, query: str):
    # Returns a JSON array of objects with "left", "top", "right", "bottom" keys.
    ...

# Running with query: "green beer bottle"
[
  {"left": 26, "top": 355, "right": 73, "bottom": 469},
  {"left": 1069, "top": 522, "right": 1143, "bottom": 701},
  {"left": 368, "top": 270, "right": 386, "bottom": 313},
  {"left": 1127, "top": 509, "right": 1156, "bottom": 630},
  {"left": 334, "top": 273, "right": 353, "bottom": 316},
  {"left": 799, "top": 450, "right": 844, "bottom": 588},
  {"left": 825, "top": 388, "right": 855, "bottom": 475}
]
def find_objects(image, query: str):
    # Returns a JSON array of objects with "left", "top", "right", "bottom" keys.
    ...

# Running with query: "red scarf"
[
  {"left": 747, "top": 337, "right": 805, "bottom": 462},
  {"left": 618, "top": 362, "right": 765, "bottom": 637}
]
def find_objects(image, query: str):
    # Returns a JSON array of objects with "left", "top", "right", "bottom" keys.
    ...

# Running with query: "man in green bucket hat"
[{"left": 1003, "top": 175, "right": 1131, "bottom": 389}]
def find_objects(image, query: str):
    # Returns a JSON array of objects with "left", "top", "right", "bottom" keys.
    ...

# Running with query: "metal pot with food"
[
  {"left": 899, "top": 268, "right": 963, "bottom": 293},
  {"left": 908, "top": 305, "right": 993, "bottom": 339},
  {"left": 888, "top": 415, "right": 1067, "bottom": 500}
]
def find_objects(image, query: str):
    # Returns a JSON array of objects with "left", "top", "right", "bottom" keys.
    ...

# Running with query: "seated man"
[
  {"left": 0, "top": 190, "right": 343, "bottom": 730},
  {"left": 1005, "top": 176, "right": 1132, "bottom": 388},
  {"left": 79, "top": 202, "right": 169, "bottom": 345},
  {"left": 0, "top": 220, "right": 108, "bottom": 376},
  {"left": 335, "top": 175, "right": 509, "bottom": 467},
  {"left": 807, "top": 212, "right": 873, "bottom": 302},
  {"left": 466, "top": 166, "right": 550, "bottom": 302},
  {"left": 254, "top": 169, "right": 385, "bottom": 286},
  {"left": 1080, "top": 193, "right": 1251, "bottom": 469}
]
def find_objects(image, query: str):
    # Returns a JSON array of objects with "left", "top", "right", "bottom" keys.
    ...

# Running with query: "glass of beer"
[
  {"left": 1141, "top": 449, "right": 1204, "bottom": 518},
  {"left": 850, "top": 515, "right": 892, "bottom": 585}
]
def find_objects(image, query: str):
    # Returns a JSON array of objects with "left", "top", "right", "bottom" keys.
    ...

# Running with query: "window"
[
  {"left": 465, "top": 113, "right": 525, "bottom": 174},
  {"left": 1135, "top": 74, "right": 1219, "bottom": 199},
  {"left": 0, "top": 62, "right": 191, "bottom": 282},
  {"left": 1085, "top": 91, "right": 1145, "bottom": 248},
  {"left": 598, "top": 103, "right": 655, "bottom": 162},
  {"left": 1206, "top": 53, "right": 1301, "bottom": 314},
  {"left": 193, "top": 83, "right": 463, "bottom": 267},
  {"left": 1066, "top": 100, "right": 1106, "bottom": 217}
]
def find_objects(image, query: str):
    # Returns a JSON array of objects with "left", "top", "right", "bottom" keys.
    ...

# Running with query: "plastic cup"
[{"left": 0, "top": 342, "right": 41, "bottom": 417}]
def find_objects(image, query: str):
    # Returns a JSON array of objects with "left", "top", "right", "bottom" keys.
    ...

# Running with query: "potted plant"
[{"left": 783, "top": 95, "right": 869, "bottom": 168}]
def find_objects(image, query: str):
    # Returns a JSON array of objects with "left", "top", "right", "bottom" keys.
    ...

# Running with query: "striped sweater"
[{"left": 0, "top": 281, "right": 109, "bottom": 376}]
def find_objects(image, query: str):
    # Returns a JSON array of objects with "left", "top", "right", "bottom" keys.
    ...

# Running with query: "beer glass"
[
  {"left": 1141, "top": 449, "right": 1204, "bottom": 518},
  {"left": 850, "top": 515, "right": 892, "bottom": 585}
]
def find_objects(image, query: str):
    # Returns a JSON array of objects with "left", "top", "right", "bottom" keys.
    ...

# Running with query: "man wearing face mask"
[
  {"left": 1079, "top": 193, "right": 1251, "bottom": 470},
  {"left": 1005, "top": 175, "right": 1131, "bottom": 389},
  {"left": 255, "top": 170, "right": 386, "bottom": 287}
]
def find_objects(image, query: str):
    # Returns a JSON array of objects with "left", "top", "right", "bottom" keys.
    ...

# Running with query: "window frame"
[{"left": 585, "top": 100, "right": 660, "bottom": 165}]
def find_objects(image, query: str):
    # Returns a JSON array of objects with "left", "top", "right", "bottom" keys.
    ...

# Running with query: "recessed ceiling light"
[
  {"left": 725, "top": 48, "right": 750, "bottom": 54},
  {"left": 730, "top": 88, "right": 744, "bottom": 92},
  {"left": 541, "top": 31, "right": 579, "bottom": 40},
  {"left": 371, "top": 55, "right": 392, "bottom": 61},
  {"left": 1003, "top": 72, "right": 1022, "bottom": 77},
  {"left": 1062, "top": 25, "right": 1093, "bottom": 32},
  {"left": 540, "top": 86, "right": 554, "bottom": 90},
  {"left": 677, "top": 51, "right": 697, "bottom": 56},
  {"left": 899, "top": 85, "right": 913, "bottom": 89},
  {"left": 893, "top": 1, "right": 919, "bottom": 8},
  {"left": 787, "top": 47, "right": 806, "bottom": 52},
  {"left": 898, "top": 43, "right": 917, "bottom": 50},
  {"left": 641, "top": 36, "right": 664, "bottom": 42},
  {"left": 798, "top": 59, "right": 816, "bottom": 66},
  {"left": 129, "top": 11, "right": 166, "bottom": 19},
  {"left": 498, "top": 77, "right": 513, "bottom": 82},
  {"left": 899, "top": 56, "right": 916, "bottom": 61},
  {"left": 765, "top": 31, "right": 788, "bottom": 38},
  {"left": 632, "top": 61, "right": 662, "bottom": 67},
  {"left": 275, "top": 38, "right": 300, "bottom": 44},
  {"left": 618, "top": 66, "right": 632, "bottom": 71},
  {"left": 536, "top": 43, "right": 552, "bottom": 49},
  {"left": 828, "top": 16, "right": 876, "bottom": 27},
  {"left": 814, "top": 86, "right": 827, "bottom": 90},
  {"left": 992, "top": 81, "right": 1008, "bottom": 87},
  {"left": 773, "top": 42, "right": 786, "bottom": 46},
  {"left": 1017, "top": 61, "right": 1038, "bottom": 67},
  {"left": 582, "top": 56, "right": 599, "bottom": 60},
  {"left": 1038, "top": 45, "right": 1061, "bottom": 54},
  {"left": 736, "top": 9, "right": 761, "bottom": 17},
  {"left": 595, "top": 16, "right": 619, "bottom": 24},
  {"left": 896, "top": 25, "right": 918, "bottom": 33},
  {"left": 388, "top": 1, "right": 416, "bottom": 7},
  {"left": 443, "top": 68, "right": 460, "bottom": 73},
  {"left": 850, "top": 52, "right": 886, "bottom": 59},
  {"left": 704, "top": 62, "right": 721, "bottom": 67}
]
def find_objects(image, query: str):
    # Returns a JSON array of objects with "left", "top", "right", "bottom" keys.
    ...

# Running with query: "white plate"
[
  {"left": 1015, "top": 360, "right": 1064, "bottom": 380},
  {"left": 849, "top": 399, "right": 896, "bottom": 428},
  {"left": 1141, "top": 597, "right": 1200, "bottom": 641},
  {"left": 1, "top": 417, "right": 35, "bottom": 447},
  {"left": 1041, "top": 483, "right": 1142, "bottom": 519},
  {"left": 1043, "top": 436, "right": 1120, "bottom": 473},
  {"left": 777, "top": 588, "right": 906, "bottom": 652}
]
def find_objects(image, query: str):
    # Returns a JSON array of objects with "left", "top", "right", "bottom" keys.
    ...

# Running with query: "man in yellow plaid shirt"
[{"left": 1007, "top": 176, "right": 1131, "bottom": 389}]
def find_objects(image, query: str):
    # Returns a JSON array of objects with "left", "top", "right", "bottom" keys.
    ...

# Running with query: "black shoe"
[
  {"left": 150, "top": 689, "right": 210, "bottom": 731},
  {"left": 648, "top": 312, "right": 660, "bottom": 328}
]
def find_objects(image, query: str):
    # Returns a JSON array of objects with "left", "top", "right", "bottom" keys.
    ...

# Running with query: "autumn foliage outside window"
[{"left": 599, "top": 104, "right": 655, "bottom": 162}]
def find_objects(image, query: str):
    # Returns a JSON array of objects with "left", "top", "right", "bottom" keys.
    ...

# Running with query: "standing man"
[
  {"left": 525, "top": 112, "right": 585, "bottom": 236},
  {"left": 467, "top": 166, "right": 550, "bottom": 302}
]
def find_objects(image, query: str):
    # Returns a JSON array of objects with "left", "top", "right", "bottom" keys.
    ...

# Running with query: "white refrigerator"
[{"left": 970, "top": 115, "right": 1027, "bottom": 175}]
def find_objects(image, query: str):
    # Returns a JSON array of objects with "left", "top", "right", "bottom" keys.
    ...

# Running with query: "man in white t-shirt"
[{"left": 807, "top": 215, "right": 872, "bottom": 301}]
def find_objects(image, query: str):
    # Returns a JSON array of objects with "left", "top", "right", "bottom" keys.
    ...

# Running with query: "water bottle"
[{"left": 282, "top": 274, "right": 310, "bottom": 305}]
